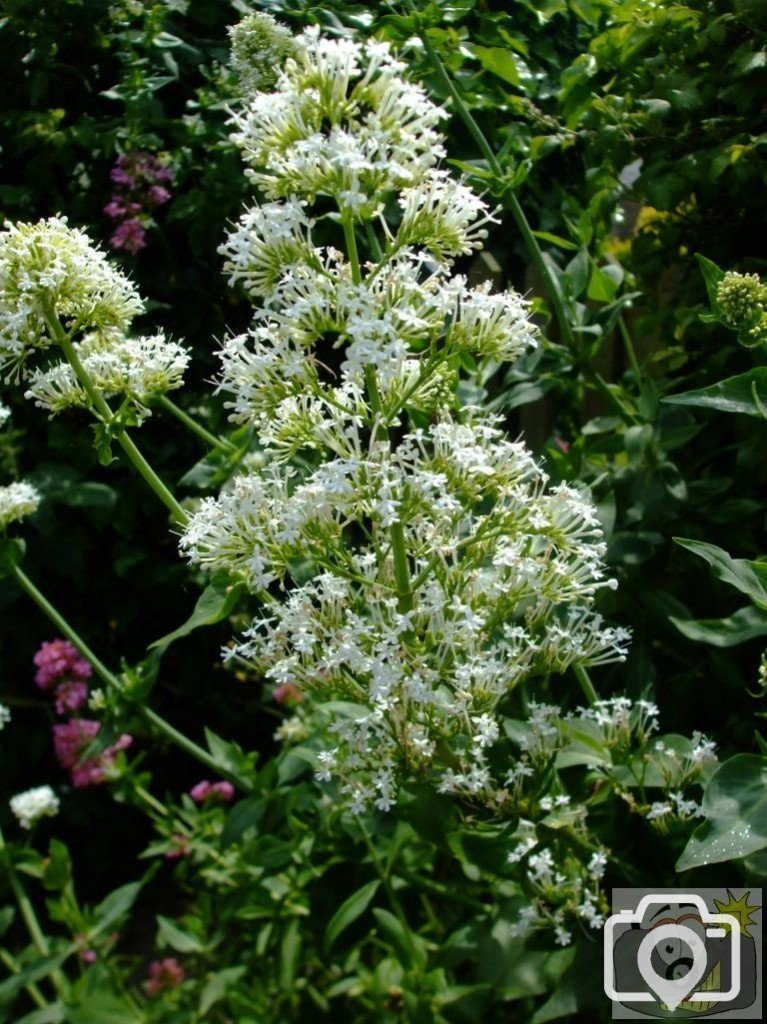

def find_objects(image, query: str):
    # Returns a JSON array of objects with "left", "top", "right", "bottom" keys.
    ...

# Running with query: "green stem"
[
  {"left": 157, "top": 395, "right": 236, "bottom": 455},
  {"left": 573, "top": 664, "right": 599, "bottom": 706},
  {"left": 133, "top": 782, "right": 169, "bottom": 818},
  {"left": 0, "top": 947, "right": 48, "bottom": 1009},
  {"left": 342, "top": 214, "right": 362, "bottom": 284},
  {"left": 407, "top": 2, "right": 577, "bottom": 351},
  {"left": 47, "top": 317, "right": 187, "bottom": 525},
  {"left": 0, "top": 827, "right": 68, "bottom": 999},
  {"left": 618, "top": 316, "right": 643, "bottom": 386},
  {"left": 9, "top": 564, "right": 253, "bottom": 792}
]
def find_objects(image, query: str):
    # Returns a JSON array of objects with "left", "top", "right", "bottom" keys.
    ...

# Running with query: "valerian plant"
[{"left": 0, "top": 13, "right": 746, "bottom": 1024}]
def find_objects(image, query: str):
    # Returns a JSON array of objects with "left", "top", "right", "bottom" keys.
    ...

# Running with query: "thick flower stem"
[
  {"left": 46, "top": 316, "right": 187, "bottom": 525},
  {"left": 9, "top": 563, "right": 253, "bottom": 791},
  {"left": 0, "top": 826, "right": 68, "bottom": 999},
  {"left": 573, "top": 664, "right": 599, "bottom": 706},
  {"left": 406, "top": 1, "right": 577, "bottom": 352},
  {"left": 344, "top": 214, "right": 415, "bottom": 614},
  {"left": 157, "top": 395, "right": 237, "bottom": 455}
]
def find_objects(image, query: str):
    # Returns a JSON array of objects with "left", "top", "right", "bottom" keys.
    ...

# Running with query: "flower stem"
[
  {"left": 406, "top": 2, "right": 577, "bottom": 351},
  {"left": 0, "top": 826, "right": 68, "bottom": 998},
  {"left": 45, "top": 315, "right": 187, "bottom": 525},
  {"left": 618, "top": 315, "right": 643, "bottom": 386},
  {"left": 157, "top": 395, "right": 237, "bottom": 455},
  {"left": 9, "top": 564, "right": 253, "bottom": 791},
  {"left": 0, "top": 947, "right": 49, "bottom": 1009},
  {"left": 573, "top": 664, "right": 599, "bottom": 706}
]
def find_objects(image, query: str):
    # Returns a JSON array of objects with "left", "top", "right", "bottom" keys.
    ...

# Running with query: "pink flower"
[
  {"left": 53, "top": 719, "right": 132, "bottom": 787},
  {"left": 189, "top": 779, "right": 235, "bottom": 804},
  {"left": 54, "top": 680, "right": 89, "bottom": 715},
  {"left": 34, "top": 639, "right": 92, "bottom": 690},
  {"left": 272, "top": 681, "right": 303, "bottom": 705},
  {"left": 165, "top": 833, "right": 191, "bottom": 859},
  {"left": 144, "top": 957, "right": 186, "bottom": 996},
  {"left": 110, "top": 218, "right": 146, "bottom": 255},
  {"left": 146, "top": 185, "right": 171, "bottom": 207}
]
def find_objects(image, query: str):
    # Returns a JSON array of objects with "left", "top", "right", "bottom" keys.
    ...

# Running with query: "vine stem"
[
  {"left": 405, "top": 0, "right": 576, "bottom": 352},
  {"left": 157, "top": 395, "right": 237, "bottom": 455},
  {"left": 342, "top": 214, "right": 414, "bottom": 614},
  {"left": 9, "top": 563, "right": 253, "bottom": 791},
  {"left": 44, "top": 313, "right": 187, "bottom": 525},
  {"left": 0, "top": 826, "right": 68, "bottom": 999}
]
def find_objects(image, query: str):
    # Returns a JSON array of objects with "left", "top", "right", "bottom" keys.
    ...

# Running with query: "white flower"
[
  {"left": 0, "top": 480, "right": 40, "bottom": 529},
  {"left": 587, "top": 850, "right": 608, "bottom": 880},
  {"left": 396, "top": 170, "right": 498, "bottom": 261},
  {"left": 0, "top": 217, "right": 143, "bottom": 380},
  {"left": 10, "top": 785, "right": 60, "bottom": 829},
  {"left": 0, "top": 401, "right": 10, "bottom": 427},
  {"left": 554, "top": 925, "right": 573, "bottom": 947},
  {"left": 0, "top": 703, "right": 10, "bottom": 729},
  {"left": 646, "top": 801, "right": 672, "bottom": 820},
  {"left": 24, "top": 331, "right": 190, "bottom": 418}
]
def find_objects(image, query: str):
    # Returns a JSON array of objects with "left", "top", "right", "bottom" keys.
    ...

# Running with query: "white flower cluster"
[
  {"left": 0, "top": 480, "right": 40, "bottom": 530},
  {"left": 230, "top": 28, "right": 448, "bottom": 216},
  {"left": 183, "top": 23, "right": 630, "bottom": 812},
  {"left": 9, "top": 784, "right": 60, "bottom": 829},
  {"left": 0, "top": 217, "right": 143, "bottom": 380},
  {"left": 229, "top": 12, "right": 297, "bottom": 94},
  {"left": 25, "top": 330, "right": 190, "bottom": 419}
]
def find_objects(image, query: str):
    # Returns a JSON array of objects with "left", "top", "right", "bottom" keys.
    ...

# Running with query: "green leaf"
[
  {"left": 42, "top": 839, "right": 72, "bottom": 892},
  {"left": 90, "top": 881, "right": 142, "bottom": 939},
  {"left": 66, "top": 994, "right": 138, "bottom": 1024},
  {"left": 674, "top": 538, "right": 767, "bottom": 609},
  {"left": 157, "top": 914, "right": 205, "bottom": 953},
  {"left": 695, "top": 253, "right": 725, "bottom": 309},
  {"left": 150, "top": 577, "right": 247, "bottom": 652},
  {"left": 677, "top": 755, "right": 767, "bottom": 870},
  {"left": 586, "top": 263, "right": 623, "bottom": 303},
  {"left": 199, "top": 967, "right": 246, "bottom": 1015},
  {"left": 563, "top": 247, "right": 589, "bottom": 299},
  {"left": 671, "top": 605, "right": 767, "bottom": 647},
  {"left": 15, "top": 1004, "right": 66, "bottom": 1024},
  {"left": 278, "top": 917, "right": 301, "bottom": 991},
  {"left": 471, "top": 45, "right": 520, "bottom": 87},
  {"left": 0, "top": 956, "right": 68, "bottom": 1006},
  {"left": 325, "top": 880, "right": 380, "bottom": 949},
  {"left": 372, "top": 908, "right": 427, "bottom": 971},
  {"left": 663, "top": 368, "right": 767, "bottom": 418},
  {"left": 532, "top": 230, "right": 578, "bottom": 252}
]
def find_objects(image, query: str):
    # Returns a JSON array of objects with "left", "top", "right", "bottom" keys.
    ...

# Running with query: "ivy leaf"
[
  {"left": 674, "top": 538, "right": 767, "bottom": 610},
  {"left": 677, "top": 755, "right": 767, "bottom": 870},
  {"left": 671, "top": 605, "right": 767, "bottom": 647},
  {"left": 663, "top": 368, "right": 767, "bottom": 418}
]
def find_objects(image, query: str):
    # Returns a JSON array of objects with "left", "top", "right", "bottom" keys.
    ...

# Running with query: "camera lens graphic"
[{"left": 637, "top": 923, "right": 708, "bottom": 1011}]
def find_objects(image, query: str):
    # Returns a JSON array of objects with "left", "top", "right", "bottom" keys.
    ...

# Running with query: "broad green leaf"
[
  {"left": 325, "top": 880, "right": 380, "bottom": 949},
  {"left": 471, "top": 45, "right": 520, "bottom": 87},
  {"left": 586, "top": 263, "right": 623, "bottom": 303},
  {"left": 663, "top": 368, "right": 767, "bottom": 418},
  {"left": 15, "top": 1003, "right": 66, "bottom": 1024},
  {"left": 278, "top": 918, "right": 301, "bottom": 991},
  {"left": 677, "top": 755, "right": 767, "bottom": 870},
  {"left": 671, "top": 605, "right": 767, "bottom": 647},
  {"left": 42, "top": 839, "right": 72, "bottom": 892},
  {"left": 150, "top": 577, "right": 247, "bottom": 652},
  {"left": 157, "top": 915, "right": 205, "bottom": 953},
  {"left": 563, "top": 247, "right": 589, "bottom": 299},
  {"left": 674, "top": 538, "right": 767, "bottom": 609},
  {"left": 199, "top": 967, "right": 246, "bottom": 1015},
  {"left": 66, "top": 994, "right": 138, "bottom": 1024}
]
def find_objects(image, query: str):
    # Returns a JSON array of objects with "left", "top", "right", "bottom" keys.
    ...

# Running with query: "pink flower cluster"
[
  {"left": 34, "top": 639, "right": 91, "bottom": 715},
  {"left": 144, "top": 957, "right": 186, "bottom": 996},
  {"left": 53, "top": 719, "right": 132, "bottom": 788},
  {"left": 189, "top": 779, "right": 235, "bottom": 804},
  {"left": 32, "top": 638, "right": 132, "bottom": 788},
  {"left": 104, "top": 152, "right": 172, "bottom": 255}
]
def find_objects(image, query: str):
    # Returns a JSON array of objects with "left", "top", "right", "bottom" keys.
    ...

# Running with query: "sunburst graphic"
[{"left": 713, "top": 889, "right": 761, "bottom": 937}]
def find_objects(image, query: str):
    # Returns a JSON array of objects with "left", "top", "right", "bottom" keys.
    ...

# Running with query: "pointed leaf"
[
  {"left": 677, "top": 755, "right": 767, "bottom": 870},
  {"left": 325, "top": 880, "right": 380, "bottom": 949},
  {"left": 150, "top": 578, "right": 247, "bottom": 652},
  {"left": 674, "top": 538, "right": 767, "bottom": 609},
  {"left": 671, "top": 605, "right": 767, "bottom": 646},
  {"left": 663, "top": 368, "right": 767, "bottom": 418}
]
